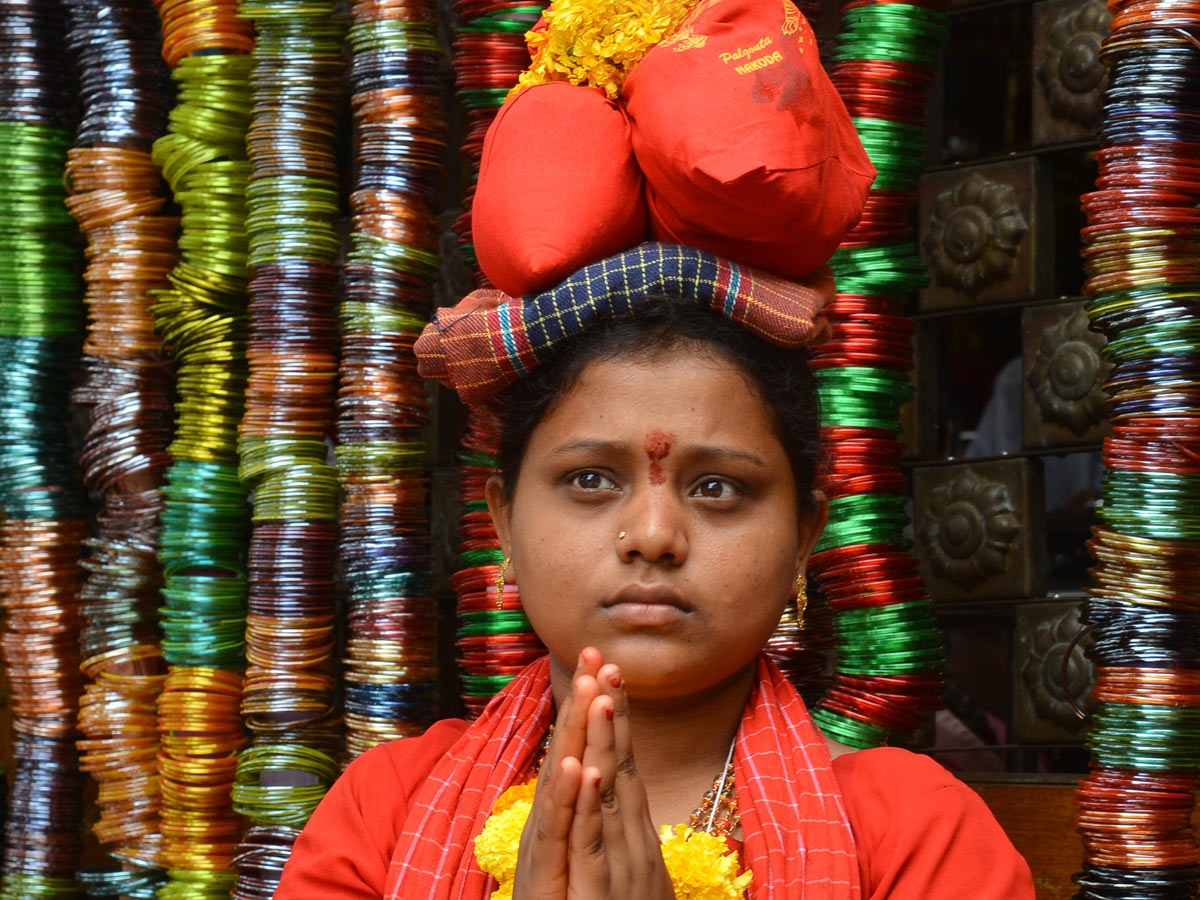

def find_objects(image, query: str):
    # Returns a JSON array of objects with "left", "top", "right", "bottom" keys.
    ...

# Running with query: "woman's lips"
[
  {"left": 604, "top": 603, "right": 686, "bottom": 627},
  {"left": 601, "top": 586, "right": 690, "bottom": 627}
]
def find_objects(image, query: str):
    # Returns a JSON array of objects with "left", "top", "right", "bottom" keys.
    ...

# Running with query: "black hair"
[{"left": 492, "top": 295, "right": 822, "bottom": 515}]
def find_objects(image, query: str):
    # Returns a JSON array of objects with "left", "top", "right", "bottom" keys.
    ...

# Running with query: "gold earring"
[
  {"left": 794, "top": 574, "right": 808, "bottom": 629},
  {"left": 496, "top": 557, "right": 511, "bottom": 611}
]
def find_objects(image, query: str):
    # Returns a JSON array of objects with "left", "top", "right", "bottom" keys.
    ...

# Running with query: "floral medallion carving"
[
  {"left": 1027, "top": 305, "right": 1108, "bottom": 435},
  {"left": 1036, "top": 0, "right": 1110, "bottom": 128},
  {"left": 919, "top": 469, "right": 1020, "bottom": 592},
  {"left": 1019, "top": 604, "right": 1094, "bottom": 732},
  {"left": 923, "top": 172, "right": 1029, "bottom": 297}
]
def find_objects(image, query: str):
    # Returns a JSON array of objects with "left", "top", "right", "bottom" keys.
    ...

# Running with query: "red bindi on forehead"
[{"left": 644, "top": 430, "right": 675, "bottom": 486}]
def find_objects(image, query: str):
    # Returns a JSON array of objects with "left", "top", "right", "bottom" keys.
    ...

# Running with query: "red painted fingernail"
[
  {"left": 604, "top": 707, "right": 614, "bottom": 721},
  {"left": 593, "top": 775, "right": 602, "bottom": 790},
  {"left": 609, "top": 673, "right": 622, "bottom": 689}
]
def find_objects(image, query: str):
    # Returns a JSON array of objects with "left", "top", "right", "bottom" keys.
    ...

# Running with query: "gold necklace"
[
  {"left": 690, "top": 738, "right": 738, "bottom": 837},
  {"left": 538, "top": 726, "right": 740, "bottom": 836}
]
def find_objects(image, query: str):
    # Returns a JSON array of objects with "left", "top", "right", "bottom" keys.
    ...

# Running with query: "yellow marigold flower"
[
  {"left": 475, "top": 779, "right": 754, "bottom": 900},
  {"left": 506, "top": 0, "right": 698, "bottom": 101},
  {"left": 493, "top": 778, "right": 539, "bottom": 816},
  {"left": 659, "top": 825, "right": 754, "bottom": 900},
  {"left": 474, "top": 798, "right": 533, "bottom": 884}
]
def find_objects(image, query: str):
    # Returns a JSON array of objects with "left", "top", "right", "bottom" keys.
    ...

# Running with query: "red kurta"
[{"left": 275, "top": 718, "right": 1035, "bottom": 900}]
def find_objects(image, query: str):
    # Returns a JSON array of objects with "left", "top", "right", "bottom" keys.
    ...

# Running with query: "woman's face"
[{"left": 487, "top": 344, "right": 825, "bottom": 705}]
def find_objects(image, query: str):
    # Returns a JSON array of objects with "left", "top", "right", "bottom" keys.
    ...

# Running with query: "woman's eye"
[
  {"left": 692, "top": 478, "right": 737, "bottom": 500},
  {"left": 569, "top": 471, "right": 616, "bottom": 491}
]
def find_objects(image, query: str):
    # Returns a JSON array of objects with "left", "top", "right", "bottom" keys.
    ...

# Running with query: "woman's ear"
[
  {"left": 485, "top": 474, "right": 517, "bottom": 583},
  {"left": 794, "top": 489, "right": 828, "bottom": 578}
]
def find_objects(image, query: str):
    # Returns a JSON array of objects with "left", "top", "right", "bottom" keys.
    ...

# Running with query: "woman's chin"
[
  {"left": 601, "top": 647, "right": 756, "bottom": 705},
  {"left": 545, "top": 630, "right": 759, "bottom": 703}
]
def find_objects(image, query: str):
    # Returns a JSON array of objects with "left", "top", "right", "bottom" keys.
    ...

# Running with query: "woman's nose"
[{"left": 617, "top": 482, "right": 689, "bottom": 565}]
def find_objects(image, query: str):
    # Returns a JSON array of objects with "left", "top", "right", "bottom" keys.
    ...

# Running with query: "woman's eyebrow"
[
  {"left": 689, "top": 445, "right": 768, "bottom": 468},
  {"left": 547, "top": 438, "right": 630, "bottom": 457}
]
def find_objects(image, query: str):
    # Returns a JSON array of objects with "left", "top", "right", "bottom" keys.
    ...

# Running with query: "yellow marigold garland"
[
  {"left": 658, "top": 826, "right": 753, "bottom": 900},
  {"left": 506, "top": 0, "right": 698, "bottom": 100},
  {"left": 474, "top": 778, "right": 753, "bottom": 900}
]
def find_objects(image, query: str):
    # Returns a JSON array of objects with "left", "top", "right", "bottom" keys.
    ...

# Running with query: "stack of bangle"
[
  {"left": 447, "top": 6, "right": 547, "bottom": 712},
  {"left": 1075, "top": 13, "right": 1200, "bottom": 896},
  {"left": 334, "top": 0, "right": 445, "bottom": 762},
  {"left": 233, "top": 1, "right": 344, "bottom": 890},
  {"left": 149, "top": 1, "right": 255, "bottom": 897},
  {"left": 806, "top": 0, "right": 949, "bottom": 750},
  {"left": 454, "top": 408, "right": 546, "bottom": 717},
  {"left": 0, "top": 2, "right": 89, "bottom": 896},
  {"left": 450, "top": 0, "right": 547, "bottom": 284},
  {"left": 230, "top": 744, "right": 338, "bottom": 900},
  {"left": 0, "top": 3, "right": 89, "bottom": 896},
  {"left": 63, "top": 1, "right": 175, "bottom": 894},
  {"left": 230, "top": 828, "right": 301, "bottom": 900},
  {"left": 157, "top": 667, "right": 247, "bottom": 900},
  {"left": 764, "top": 589, "right": 834, "bottom": 697}
]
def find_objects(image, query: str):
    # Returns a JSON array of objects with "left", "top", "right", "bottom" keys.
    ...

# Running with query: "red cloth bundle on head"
[
  {"left": 624, "top": 0, "right": 876, "bottom": 279},
  {"left": 470, "top": 0, "right": 875, "bottom": 295},
  {"left": 473, "top": 82, "right": 646, "bottom": 298}
]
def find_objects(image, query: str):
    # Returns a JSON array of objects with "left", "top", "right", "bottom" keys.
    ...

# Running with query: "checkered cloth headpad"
[{"left": 415, "top": 243, "right": 833, "bottom": 404}]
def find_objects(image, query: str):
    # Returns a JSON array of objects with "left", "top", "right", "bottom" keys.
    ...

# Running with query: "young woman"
[{"left": 274, "top": 248, "right": 1035, "bottom": 899}]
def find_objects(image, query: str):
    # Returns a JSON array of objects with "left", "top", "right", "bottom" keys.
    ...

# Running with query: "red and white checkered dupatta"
[{"left": 382, "top": 655, "right": 861, "bottom": 900}]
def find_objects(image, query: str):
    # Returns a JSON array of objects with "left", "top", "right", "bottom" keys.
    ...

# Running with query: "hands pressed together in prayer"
[{"left": 513, "top": 647, "right": 675, "bottom": 900}]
